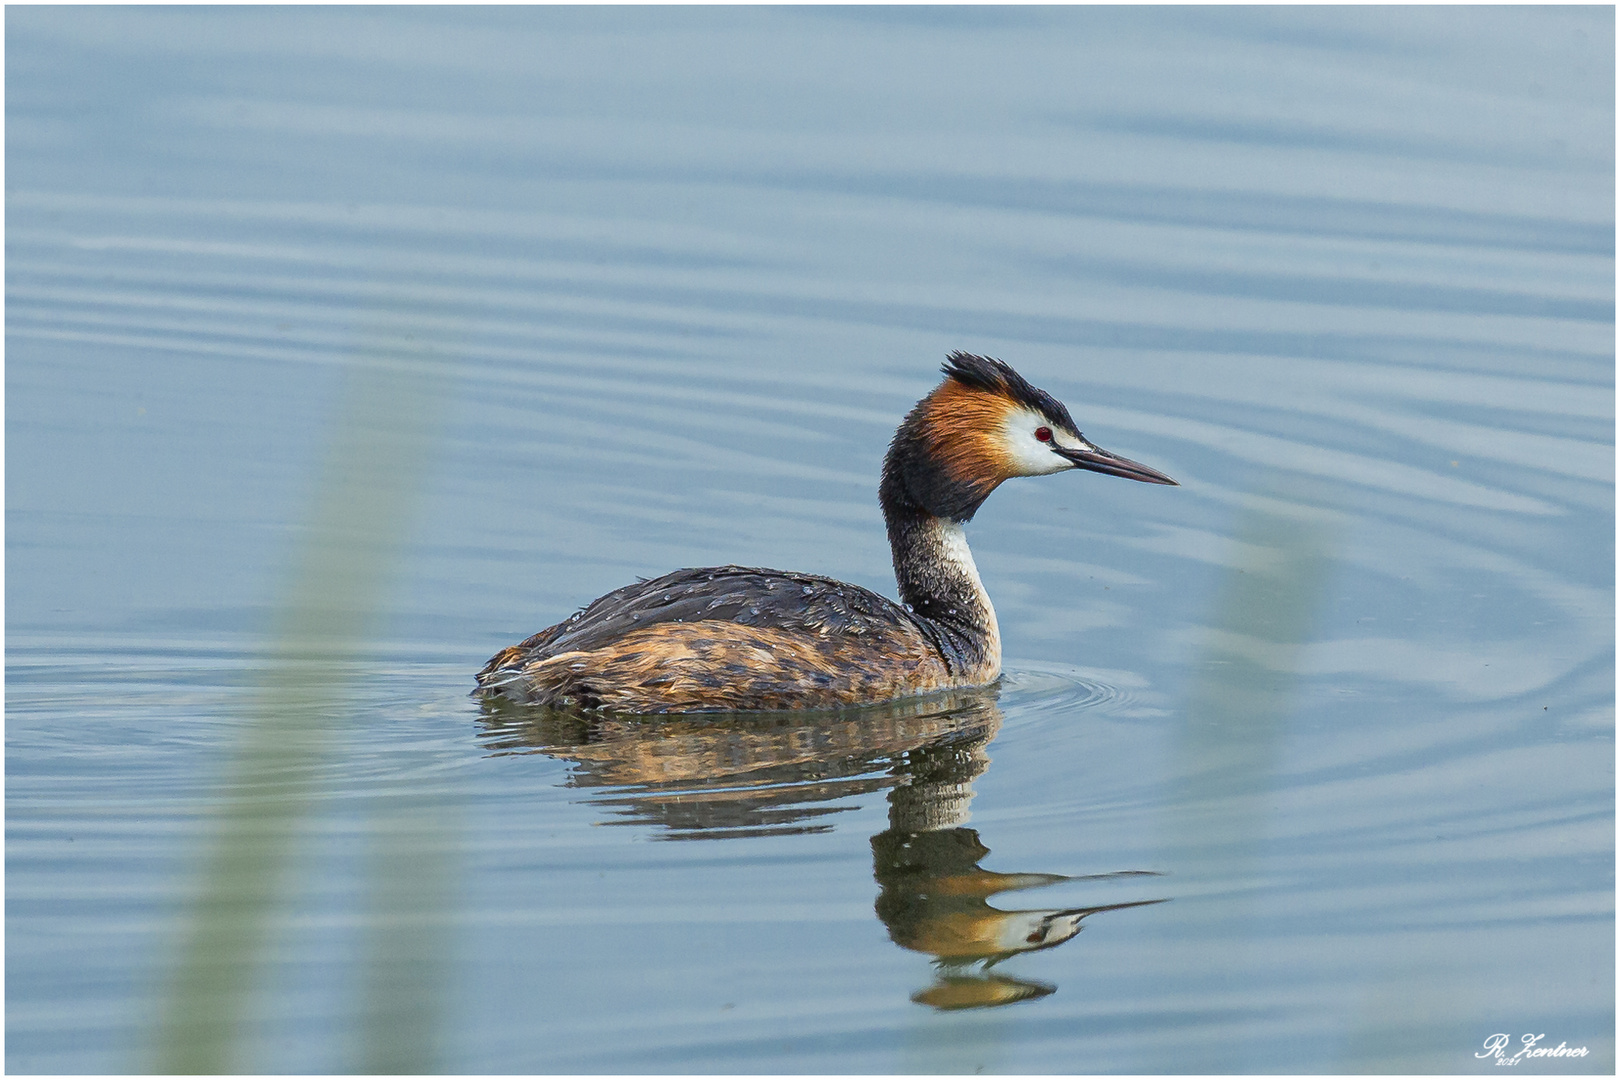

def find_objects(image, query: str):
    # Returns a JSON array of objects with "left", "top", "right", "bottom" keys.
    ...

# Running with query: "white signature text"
[{"left": 1477, "top": 1034, "right": 1590, "bottom": 1065}]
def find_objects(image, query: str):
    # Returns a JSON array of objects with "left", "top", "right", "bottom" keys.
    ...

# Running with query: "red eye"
[{"left": 1034, "top": 426, "right": 1053, "bottom": 442}]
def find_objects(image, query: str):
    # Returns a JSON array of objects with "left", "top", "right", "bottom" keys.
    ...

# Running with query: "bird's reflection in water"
[
  {"left": 877, "top": 727, "right": 1165, "bottom": 1009},
  {"left": 476, "top": 687, "right": 1165, "bottom": 1009}
]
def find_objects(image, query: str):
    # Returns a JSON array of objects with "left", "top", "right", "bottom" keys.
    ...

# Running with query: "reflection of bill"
[
  {"left": 876, "top": 724, "right": 1166, "bottom": 1010},
  {"left": 476, "top": 688, "right": 1166, "bottom": 1008}
]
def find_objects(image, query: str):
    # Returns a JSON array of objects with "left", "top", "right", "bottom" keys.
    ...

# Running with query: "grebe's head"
[{"left": 882, "top": 352, "right": 1177, "bottom": 522}]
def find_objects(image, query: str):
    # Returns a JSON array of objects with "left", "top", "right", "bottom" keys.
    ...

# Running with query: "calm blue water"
[{"left": 7, "top": 7, "right": 1613, "bottom": 1073}]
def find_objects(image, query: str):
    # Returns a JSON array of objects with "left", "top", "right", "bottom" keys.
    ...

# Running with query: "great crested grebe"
[{"left": 476, "top": 352, "right": 1176, "bottom": 712}]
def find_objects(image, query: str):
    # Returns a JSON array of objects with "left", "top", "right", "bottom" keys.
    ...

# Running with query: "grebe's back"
[
  {"left": 477, "top": 352, "right": 1175, "bottom": 712},
  {"left": 477, "top": 565, "right": 981, "bottom": 711}
]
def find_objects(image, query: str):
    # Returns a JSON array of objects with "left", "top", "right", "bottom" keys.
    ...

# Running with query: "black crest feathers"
[{"left": 942, "top": 352, "right": 1079, "bottom": 435}]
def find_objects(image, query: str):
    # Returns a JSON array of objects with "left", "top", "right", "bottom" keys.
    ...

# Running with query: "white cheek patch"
[{"left": 998, "top": 408, "right": 1078, "bottom": 476}]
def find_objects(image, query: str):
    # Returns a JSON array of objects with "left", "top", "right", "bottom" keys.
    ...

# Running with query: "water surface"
[{"left": 7, "top": 7, "right": 1613, "bottom": 1073}]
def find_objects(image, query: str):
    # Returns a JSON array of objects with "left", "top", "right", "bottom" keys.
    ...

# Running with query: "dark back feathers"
[{"left": 498, "top": 565, "right": 928, "bottom": 662}]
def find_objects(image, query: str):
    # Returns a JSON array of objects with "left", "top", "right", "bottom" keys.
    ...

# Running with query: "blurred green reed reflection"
[
  {"left": 354, "top": 789, "right": 458, "bottom": 1074},
  {"left": 1161, "top": 494, "right": 1336, "bottom": 1071},
  {"left": 150, "top": 316, "right": 450, "bottom": 1074},
  {"left": 1174, "top": 498, "right": 1335, "bottom": 854}
]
